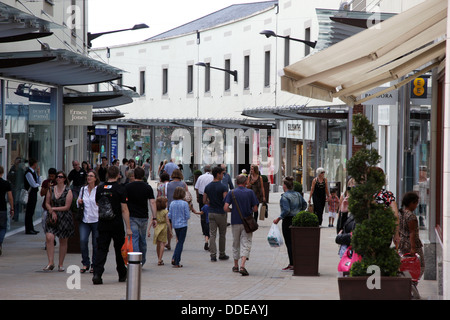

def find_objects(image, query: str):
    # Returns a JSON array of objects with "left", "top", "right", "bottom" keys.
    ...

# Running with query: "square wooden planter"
[
  {"left": 290, "top": 226, "right": 321, "bottom": 276},
  {"left": 338, "top": 275, "right": 412, "bottom": 300}
]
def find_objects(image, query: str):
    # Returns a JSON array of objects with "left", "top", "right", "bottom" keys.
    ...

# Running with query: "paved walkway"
[{"left": 0, "top": 186, "right": 440, "bottom": 300}]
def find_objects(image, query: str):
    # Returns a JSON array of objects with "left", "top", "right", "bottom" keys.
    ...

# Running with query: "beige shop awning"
[{"left": 280, "top": 0, "right": 447, "bottom": 106}]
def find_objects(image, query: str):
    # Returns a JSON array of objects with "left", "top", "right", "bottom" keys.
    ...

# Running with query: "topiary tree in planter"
[
  {"left": 346, "top": 114, "right": 400, "bottom": 277},
  {"left": 290, "top": 210, "right": 320, "bottom": 276},
  {"left": 292, "top": 210, "right": 319, "bottom": 227}
]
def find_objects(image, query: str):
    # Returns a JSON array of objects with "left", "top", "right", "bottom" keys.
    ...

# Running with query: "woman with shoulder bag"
[
  {"left": 273, "top": 177, "right": 307, "bottom": 271},
  {"left": 77, "top": 170, "right": 100, "bottom": 273},
  {"left": 246, "top": 164, "right": 265, "bottom": 221},
  {"left": 44, "top": 171, "right": 74, "bottom": 272}
]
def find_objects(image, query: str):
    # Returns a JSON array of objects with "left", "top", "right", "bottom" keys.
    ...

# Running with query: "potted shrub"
[
  {"left": 293, "top": 181, "right": 303, "bottom": 197},
  {"left": 290, "top": 210, "right": 320, "bottom": 276},
  {"left": 337, "top": 114, "right": 411, "bottom": 300}
]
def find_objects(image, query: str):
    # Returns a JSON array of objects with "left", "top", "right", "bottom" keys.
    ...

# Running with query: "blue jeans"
[
  {"left": 130, "top": 217, "right": 149, "bottom": 265},
  {"left": 79, "top": 221, "right": 98, "bottom": 268},
  {"left": 172, "top": 226, "right": 187, "bottom": 266}
]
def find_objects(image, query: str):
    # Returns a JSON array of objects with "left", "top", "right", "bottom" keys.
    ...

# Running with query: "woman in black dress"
[{"left": 308, "top": 168, "right": 330, "bottom": 227}]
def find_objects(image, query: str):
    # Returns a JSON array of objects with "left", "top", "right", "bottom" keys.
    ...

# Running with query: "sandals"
[
  {"left": 239, "top": 267, "right": 249, "bottom": 276},
  {"left": 43, "top": 264, "right": 54, "bottom": 271},
  {"left": 158, "top": 260, "right": 164, "bottom": 266},
  {"left": 232, "top": 266, "right": 249, "bottom": 276},
  {"left": 80, "top": 266, "right": 89, "bottom": 273}
]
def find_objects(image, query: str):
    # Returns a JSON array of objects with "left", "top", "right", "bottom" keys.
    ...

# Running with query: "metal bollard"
[{"left": 126, "top": 252, "right": 142, "bottom": 300}]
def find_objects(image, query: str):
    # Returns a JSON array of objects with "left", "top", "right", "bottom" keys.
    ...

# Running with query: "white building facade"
[
  {"left": 93, "top": 0, "right": 348, "bottom": 188},
  {"left": 91, "top": 0, "right": 446, "bottom": 296}
]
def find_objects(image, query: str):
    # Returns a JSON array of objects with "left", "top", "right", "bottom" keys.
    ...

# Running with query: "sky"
[{"left": 88, "top": 0, "right": 261, "bottom": 48}]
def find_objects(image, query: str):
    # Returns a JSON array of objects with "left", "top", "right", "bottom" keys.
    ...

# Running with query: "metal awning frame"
[{"left": 281, "top": 0, "right": 447, "bottom": 106}]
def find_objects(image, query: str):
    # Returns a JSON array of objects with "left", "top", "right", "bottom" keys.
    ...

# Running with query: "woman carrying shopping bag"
[{"left": 273, "top": 177, "right": 307, "bottom": 271}]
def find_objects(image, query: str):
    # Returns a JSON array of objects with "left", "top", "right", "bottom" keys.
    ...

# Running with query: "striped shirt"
[{"left": 328, "top": 195, "right": 340, "bottom": 213}]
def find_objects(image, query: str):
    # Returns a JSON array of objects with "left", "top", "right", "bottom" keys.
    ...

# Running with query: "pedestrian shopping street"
[{"left": 0, "top": 186, "right": 439, "bottom": 301}]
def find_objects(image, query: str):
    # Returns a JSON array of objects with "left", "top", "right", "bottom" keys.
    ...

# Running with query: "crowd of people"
[
  {"left": 0, "top": 156, "right": 269, "bottom": 283},
  {"left": 0, "top": 158, "right": 425, "bottom": 291}
]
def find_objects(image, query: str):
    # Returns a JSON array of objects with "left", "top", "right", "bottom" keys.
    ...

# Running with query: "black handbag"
[
  {"left": 75, "top": 187, "right": 85, "bottom": 222},
  {"left": 231, "top": 191, "right": 258, "bottom": 233}
]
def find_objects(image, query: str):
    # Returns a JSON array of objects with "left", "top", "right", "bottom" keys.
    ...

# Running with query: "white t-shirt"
[{"left": 194, "top": 172, "right": 213, "bottom": 195}]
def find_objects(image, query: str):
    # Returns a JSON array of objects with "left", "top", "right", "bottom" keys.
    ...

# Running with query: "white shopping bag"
[{"left": 267, "top": 223, "right": 283, "bottom": 247}]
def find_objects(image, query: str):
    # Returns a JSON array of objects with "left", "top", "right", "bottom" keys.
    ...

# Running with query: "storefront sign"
[
  {"left": 410, "top": 77, "right": 431, "bottom": 105},
  {"left": 362, "top": 88, "right": 398, "bottom": 105},
  {"left": 65, "top": 105, "right": 92, "bottom": 126},
  {"left": 29, "top": 104, "right": 51, "bottom": 124},
  {"left": 411, "top": 77, "right": 427, "bottom": 99},
  {"left": 287, "top": 120, "right": 303, "bottom": 139},
  {"left": 110, "top": 132, "right": 118, "bottom": 160},
  {"left": 280, "top": 120, "right": 315, "bottom": 140}
]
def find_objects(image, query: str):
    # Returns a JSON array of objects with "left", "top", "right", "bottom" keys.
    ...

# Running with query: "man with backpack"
[{"left": 92, "top": 166, "right": 132, "bottom": 285}]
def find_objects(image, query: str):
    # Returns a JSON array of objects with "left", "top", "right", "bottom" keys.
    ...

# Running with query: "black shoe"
[
  {"left": 25, "top": 230, "right": 38, "bottom": 235},
  {"left": 92, "top": 274, "right": 103, "bottom": 285},
  {"left": 219, "top": 255, "right": 229, "bottom": 261},
  {"left": 118, "top": 275, "right": 127, "bottom": 282},
  {"left": 211, "top": 256, "right": 217, "bottom": 262}
]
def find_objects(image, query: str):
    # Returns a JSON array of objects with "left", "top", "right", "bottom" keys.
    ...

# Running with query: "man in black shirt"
[
  {"left": 125, "top": 167, "right": 156, "bottom": 266},
  {"left": 68, "top": 160, "right": 86, "bottom": 198},
  {"left": 92, "top": 166, "right": 132, "bottom": 285},
  {"left": 96, "top": 156, "right": 108, "bottom": 182}
]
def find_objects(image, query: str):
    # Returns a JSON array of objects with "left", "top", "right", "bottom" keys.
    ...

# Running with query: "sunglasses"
[{"left": 56, "top": 175, "right": 65, "bottom": 179}]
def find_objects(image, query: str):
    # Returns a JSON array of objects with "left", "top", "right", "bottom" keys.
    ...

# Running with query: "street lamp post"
[
  {"left": 195, "top": 62, "right": 238, "bottom": 83},
  {"left": 259, "top": 30, "right": 317, "bottom": 48},
  {"left": 87, "top": 23, "right": 149, "bottom": 48},
  {"left": 259, "top": 30, "right": 316, "bottom": 192}
]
